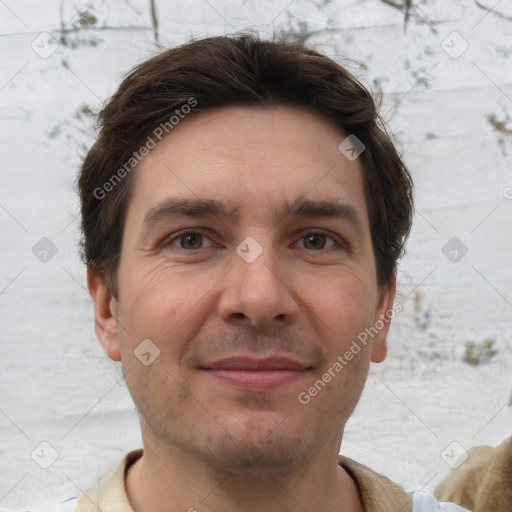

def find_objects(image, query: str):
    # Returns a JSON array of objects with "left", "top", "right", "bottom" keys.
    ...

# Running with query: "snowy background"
[{"left": 1, "top": 0, "right": 511, "bottom": 510}]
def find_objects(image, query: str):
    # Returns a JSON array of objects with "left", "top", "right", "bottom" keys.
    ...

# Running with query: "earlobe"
[
  {"left": 86, "top": 268, "right": 122, "bottom": 362},
  {"left": 370, "top": 274, "right": 396, "bottom": 364},
  {"left": 371, "top": 337, "right": 387, "bottom": 363}
]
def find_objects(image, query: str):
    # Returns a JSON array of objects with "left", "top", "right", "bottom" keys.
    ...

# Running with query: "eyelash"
[{"left": 163, "top": 230, "right": 346, "bottom": 252}]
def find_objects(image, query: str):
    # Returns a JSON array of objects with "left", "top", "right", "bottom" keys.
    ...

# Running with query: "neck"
[{"left": 126, "top": 436, "right": 363, "bottom": 512}]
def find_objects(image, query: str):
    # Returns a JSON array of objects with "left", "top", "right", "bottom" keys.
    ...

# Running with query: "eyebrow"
[{"left": 142, "top": 197, "right": 365, "bottom": 235}]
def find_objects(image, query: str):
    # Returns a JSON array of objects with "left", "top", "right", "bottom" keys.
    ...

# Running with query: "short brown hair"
[{"left": 78, "top": 32, "right": 413, "bottom": 297}]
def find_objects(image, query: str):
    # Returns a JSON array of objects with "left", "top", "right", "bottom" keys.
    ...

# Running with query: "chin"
[
  {"left": 183, "top": 412, "right": 313, "bottom": 477},
  {"left": 204, "top": 435, "right": 307, "bottom": 477}
]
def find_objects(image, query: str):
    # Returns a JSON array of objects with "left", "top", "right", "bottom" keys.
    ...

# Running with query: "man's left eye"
[{"left": 295, "top": 232, "right": 341, "bottom": 251}]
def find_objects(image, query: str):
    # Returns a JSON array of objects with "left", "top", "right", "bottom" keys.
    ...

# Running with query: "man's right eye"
[{"left": 164, "top": 230, "right": 216, "bottom": 250}]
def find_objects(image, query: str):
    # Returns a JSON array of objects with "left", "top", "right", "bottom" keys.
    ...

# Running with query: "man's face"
[{"left": 92, "top": 105, "right": 394, "bottom": 475}]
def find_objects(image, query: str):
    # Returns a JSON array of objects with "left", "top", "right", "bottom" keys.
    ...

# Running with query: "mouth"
[{"left": 199, "top": 356, "right": 312, "bottom": 392}]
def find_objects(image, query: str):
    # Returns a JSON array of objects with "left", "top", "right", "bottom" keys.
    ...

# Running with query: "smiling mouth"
[{"left": 200, "top": 356, "right": 312, "bottom": 392}]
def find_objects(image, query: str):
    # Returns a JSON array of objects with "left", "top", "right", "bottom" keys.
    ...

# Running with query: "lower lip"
[{"left": 203, "top": 369, "right": 308, "bottom": 391}]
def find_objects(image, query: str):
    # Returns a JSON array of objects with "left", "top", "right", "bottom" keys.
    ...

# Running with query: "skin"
[{"left": 88, "top": 105, "right": 395, "bottom": 512}]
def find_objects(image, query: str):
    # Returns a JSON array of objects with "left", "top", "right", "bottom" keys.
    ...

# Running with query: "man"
[{"left": 72, "top": 33, "right": 468, "bottom": 511}]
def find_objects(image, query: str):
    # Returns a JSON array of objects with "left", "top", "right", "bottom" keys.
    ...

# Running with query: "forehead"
[{"left": 126, "top": 105, "right": 369, "bottom": 227}]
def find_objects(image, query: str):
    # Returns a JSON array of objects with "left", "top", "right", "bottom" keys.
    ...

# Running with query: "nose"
[{"left": 217, "top": 241, "right": 299, "bottom": 329}]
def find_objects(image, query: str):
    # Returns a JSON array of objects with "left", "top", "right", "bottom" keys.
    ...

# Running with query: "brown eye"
[
  {"left": 165, "top": 231, "right": 214, "bottom": 250},
  {"left": 179, "top": 232, "right": 203, "bottom": 249},
  {"left": 297, "top": 232, "right": 340, "bottom": 251},
  {"left": 303, "top": 234, "right": 328, "bottom": 250}
]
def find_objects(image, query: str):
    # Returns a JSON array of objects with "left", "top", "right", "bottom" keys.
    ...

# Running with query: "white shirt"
[{"left": 409, "top": 491, "right": 471, "bottom": 511}]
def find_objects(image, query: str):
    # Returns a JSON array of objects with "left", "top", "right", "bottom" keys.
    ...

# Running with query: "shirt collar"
[{"left": 77, "top": 449, "right": 412, "bottom": 512}]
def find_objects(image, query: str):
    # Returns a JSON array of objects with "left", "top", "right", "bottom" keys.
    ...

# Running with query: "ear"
[
  {"left": 87, "top": 267, "right": 121, "bottom": 361},
  {"left": 370, "top": 273, "right": 397, "bottom": 363}
]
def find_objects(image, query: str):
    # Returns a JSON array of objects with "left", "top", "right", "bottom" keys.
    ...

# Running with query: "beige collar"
[
  {"left": 339, "top": 455, "right": 412, "bottom": 512},
  {"left": 77, "top": 449, "right": 412, "bottom": 512}
]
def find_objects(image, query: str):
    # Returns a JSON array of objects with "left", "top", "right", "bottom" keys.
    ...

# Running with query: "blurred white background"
[{"left": 1, "top": 0, "right": 511, "bottom": 510}]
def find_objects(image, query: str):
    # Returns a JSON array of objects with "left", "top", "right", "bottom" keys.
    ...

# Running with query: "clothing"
[
  {"left": 434, "top": 435, "right": 512, "bottom": 512},
  {"left": 60, "top": 449, "right": 469, "bottom": 512}
]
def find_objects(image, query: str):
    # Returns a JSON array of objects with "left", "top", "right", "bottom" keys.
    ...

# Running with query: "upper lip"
[{"left": 200, "top": 356, "right": 311, "bottom": 371}]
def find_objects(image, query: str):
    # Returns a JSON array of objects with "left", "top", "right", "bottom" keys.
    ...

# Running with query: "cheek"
[
  {"left": 116, "top": 263, "right": 213, "bottom": 360},
  {"left": 306, "top": 272, "right": 376, "bottom": 333},
  {"left": 299, "top": 344, "right": 371, "bottom": 430}
]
